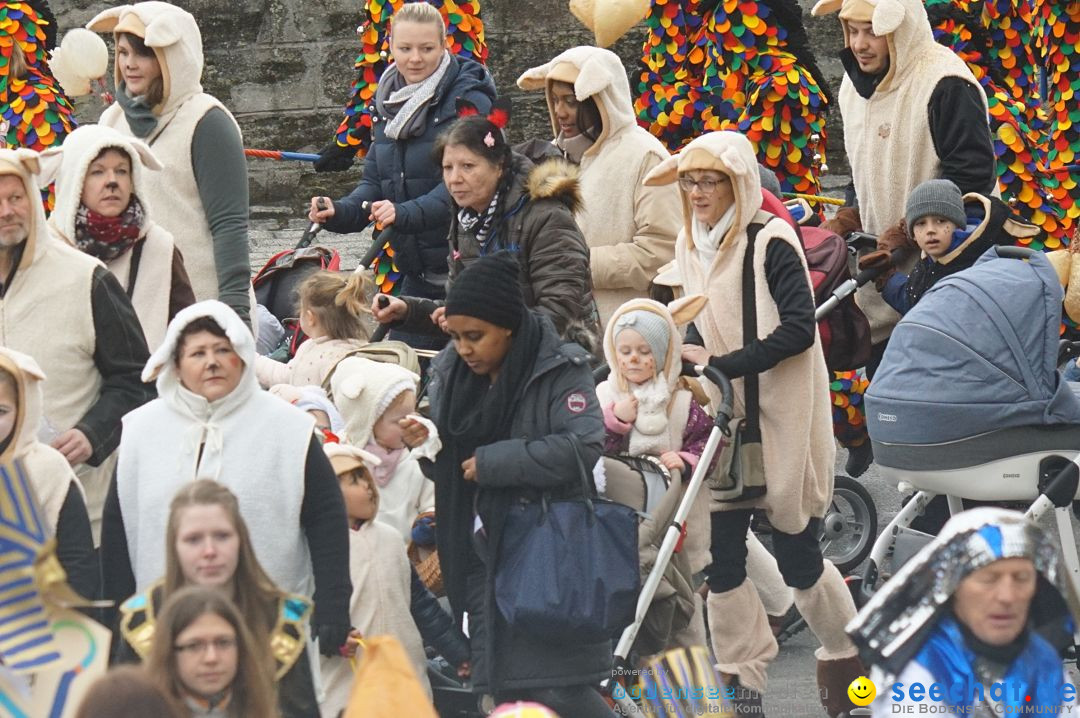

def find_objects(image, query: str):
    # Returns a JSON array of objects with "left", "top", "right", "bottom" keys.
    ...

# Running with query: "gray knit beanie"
[
  {"left": 613, "top": 310, "right": 670, "bottom": 370},
  {"left": 758, "top": 164, "right": 782, "bottom": 198},
  {"left": 906, "top": 179, "right": 966, "bottom": 235}
]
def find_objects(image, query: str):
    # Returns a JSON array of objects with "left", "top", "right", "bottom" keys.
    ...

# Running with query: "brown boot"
[{"left": 816, "top": 655, "right": 865, "bottom": 718}]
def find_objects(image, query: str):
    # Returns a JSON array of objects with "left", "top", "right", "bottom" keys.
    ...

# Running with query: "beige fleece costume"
[
  {"left": 87, "top": 2, "right": 246, "bottom": 309},
  {"left": 812, "top": 0, "right": 989, "bottom": 343},
  {"left": 0, "top": 348, "right": 84, "bottom": 536},
  {"left": 644, "top": 133, "right": 859, "bottom": 711},
  {"left": 518, "top": 47, "right": 680, "bottom": 326},
  {"left": 42, "top": 124, "right": 179, "bottom": 350},
  {"left": 0, "top": 148, "right": 119, "bottom": 538}
]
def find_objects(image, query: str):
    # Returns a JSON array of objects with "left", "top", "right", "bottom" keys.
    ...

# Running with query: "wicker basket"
[{"left": 407, "top": 512, "right": 443, "bottom": 597}]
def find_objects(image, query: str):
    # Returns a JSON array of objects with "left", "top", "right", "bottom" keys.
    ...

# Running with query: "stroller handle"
[
  {"left": 700, "top": 365, "right": 735, "bottom": 428},
  {"left": 996, "top": 246, "right": 1040, "bottom": 260}
]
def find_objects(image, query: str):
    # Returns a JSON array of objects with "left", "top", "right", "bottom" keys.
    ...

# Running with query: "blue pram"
[{"left": 860, "top": 246, "right": 1080, "bottom": 595}]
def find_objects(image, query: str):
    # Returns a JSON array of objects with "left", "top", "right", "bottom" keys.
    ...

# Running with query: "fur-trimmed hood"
[
  {"left": 517, "top": 46, "right": 637, "bottom": 157},
  {"left": 523, "top": 157, "right": 582, "bottom": 213},
  {"left": 812, "top": 0, "right": 938, "bottom": 94},
  {"left": 643, "top": 131, "right": 763, "bottom": 247},
  {"left": 39, "top": 124, "right": 162, "bottom": 246},
  {"left": 87, "top": 1, "right": 205, "bottom": 117}
]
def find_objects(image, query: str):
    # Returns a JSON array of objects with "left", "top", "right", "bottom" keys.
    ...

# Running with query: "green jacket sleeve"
[{"left": 191, "top": 107, "right": 252, "bottom": 325}]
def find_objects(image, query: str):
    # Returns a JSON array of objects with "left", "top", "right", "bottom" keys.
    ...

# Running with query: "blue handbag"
[{"left": 494, "top": 439, "right": 640, "bottom": 643}]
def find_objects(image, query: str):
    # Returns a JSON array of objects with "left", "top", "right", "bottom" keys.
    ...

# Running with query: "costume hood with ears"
[
  {"left": 0, "top": 347, "right": 46, "bottom": 462},
  {"left": 323, "top": 441, "right": 382, "bottom": 476},
  {"left": 848, "top": 507, "right": 1080, "bottom": 678},
  {"left": 811, "top": 0, "right": 935, "bottom": 94},
  {"left": 0, "top": 147, "right": 51, "bottom": 273},
  {"left": 142, "top": 299, "right": 256, "bottom": 401},
  {"left": 568, "top": 0, "right": 649, "bottom": 48},
  {"left": 644, "top": 131, "right": 763, "bottom": 247},
  {"left": 38, "top": 124, "right": 162, "bottom": 245},
  {"left": 517, "top": 46, "right": 636, "bottom": 153},
  {"left": 330, "top": 357, "right": 420, "bottom": 448},
  {"left": 603, "top": 295, "right": 707, "bottom": 395},
  {"left": 1046, "top": 236, "right": 1080, "bottom": 324},
  {"left": 86, "top": 1, "right": 205, "bottom": 116}
]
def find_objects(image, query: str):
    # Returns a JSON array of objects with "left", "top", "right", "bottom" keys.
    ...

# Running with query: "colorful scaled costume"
[
  {"left": 635, "top": 0, "right": 831, "bottom": 199},
  {"left": 0, "top": 1, "right": 75, "bottom": 211},
  {"left": 925, "top": 0, "right": 1080, "bottom": 246},
  {"left": 330, "top": 0, "right": 487, "bottom": 294}
]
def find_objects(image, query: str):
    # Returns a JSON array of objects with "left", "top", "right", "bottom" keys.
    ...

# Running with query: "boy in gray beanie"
[
  {"left": 905, "top": 179, "right": 967, "bottom": 258},
  {"left": 864, "top": 177, "right": 1033, "bottom": 316}
]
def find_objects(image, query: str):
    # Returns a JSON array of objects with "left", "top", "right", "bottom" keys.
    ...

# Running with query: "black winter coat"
[
  {"left": 426, "top": 315, "right": 610, "bottom": 693},
  {"left": 324, "top": 56, "right": 497, "bottom": 278}
]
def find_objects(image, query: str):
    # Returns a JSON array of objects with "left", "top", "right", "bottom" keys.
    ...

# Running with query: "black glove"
[
  {"left": 314, "top": 622, "right": 353, "bottom": 657},
  {"left": 313, "top": 141, "right": 357, "bottom": 173}
]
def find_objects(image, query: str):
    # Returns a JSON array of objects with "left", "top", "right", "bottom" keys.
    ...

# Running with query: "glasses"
[
  {"left": 678, "top": 176, "right": 725, "bottom": 194},
  {"left": 174, "top": 636, "right": 237, "bottom": 656}
]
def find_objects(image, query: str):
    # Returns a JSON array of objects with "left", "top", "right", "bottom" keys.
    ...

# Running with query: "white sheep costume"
[
  {"left": 0, "top": 348, "right": 85, "bottom": 537},
  {"left": 330, "top": 357, "right": 437, "bottom": 542},
  {"left": 811, "top": 0, "right": 989, "bottom": 345},
  {"left": 39, "top": 124, "right": 179, "bottom": 349},
  {"left": 115, "top": 300, "right": 316, "bottom": 597},
  {"left": 517, "top": 46, "right": 680, "bottom": 325},
  {"left": 84, "top": 2, "right": 248, "bottom": 309},
  {"left": 319, "top": 442, "right": 430, "bottom": 716},
  {"left": 0, "top": 148, "right": 120, "bottom": 540},
  {"left": 643, "top": 132, "right": 861, "bottom": 714}
]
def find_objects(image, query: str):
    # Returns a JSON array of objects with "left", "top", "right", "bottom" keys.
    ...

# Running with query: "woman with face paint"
[
  {"left": 43, "top": 124, "right": 195, "bottom": 350},
  {"left": 100, "top": 301, "right": 354, "bottom": 674}
]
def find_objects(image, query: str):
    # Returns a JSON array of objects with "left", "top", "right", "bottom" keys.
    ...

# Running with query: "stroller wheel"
[{"left": 819, "top": 475, "right": 877, "bottom": 574}]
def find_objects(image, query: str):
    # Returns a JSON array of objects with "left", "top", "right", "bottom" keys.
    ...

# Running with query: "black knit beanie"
[{"left": 444, "top": 252, "right": 524, "bottom": 331}]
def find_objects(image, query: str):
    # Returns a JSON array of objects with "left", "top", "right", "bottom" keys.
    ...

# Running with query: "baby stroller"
[
  {"left": 603, "top": 365, "right": 737, "bottom": 715},
  {"left": 860, "top": 246, "right": 1080, "bottom": 613}
]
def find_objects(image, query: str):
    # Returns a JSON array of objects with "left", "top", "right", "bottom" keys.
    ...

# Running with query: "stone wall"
[{"left": 55, "top": 0, "right": 849, "bottom": 216}]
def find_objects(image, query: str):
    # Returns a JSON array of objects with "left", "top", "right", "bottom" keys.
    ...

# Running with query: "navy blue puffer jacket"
[{"left": 324, "top": 56, "right": 496, "bottom": 278}]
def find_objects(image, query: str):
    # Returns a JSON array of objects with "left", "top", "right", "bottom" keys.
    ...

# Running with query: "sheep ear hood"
[
  {"left": 40, "top": 124, "right": 161, "bottom": 246},
  {"left": 87, "top": 1, "right": 205, "bottom": 115},
  {"left": 516, "top": 45, "right": 636, "bottom": 152},
  {"left": 566, "top": 0, "right": 649, "bottom": 48},
  {"left": 0, "top": 347, "right": 47, "bottom": 463},
  {"left": 811, "top": 0, "right": 933, "bottom": 93},
  {"left": 603, "top": 298, "right": 682, "bottom": 394},
  {"left": 330, "top": 357, "right": 420, "bottom": 447},
  {"left": 143, "top": 300, "right": 256, "bottom": 395},
  {"left": 643, "top": 130, "right": 762, "bottom": 243},
  {"left": 0, "top": 148, "right": 51, "bottom": 272}
]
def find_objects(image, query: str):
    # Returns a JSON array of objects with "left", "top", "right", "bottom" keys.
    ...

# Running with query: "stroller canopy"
[{"left": 865, "top": 247, "right": 1080, "bottom": 445}]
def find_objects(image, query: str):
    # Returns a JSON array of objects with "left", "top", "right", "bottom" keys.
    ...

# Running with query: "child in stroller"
[{"left": 862, "top": 246, "right": 1080, "bottom": 600}]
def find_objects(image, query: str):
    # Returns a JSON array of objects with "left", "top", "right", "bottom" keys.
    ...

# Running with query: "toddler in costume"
[
  {"left": 596, "top": 297, "right": 794, "bottom": 648},
  {"left": 331, "top": 356, "right": 439, "bottom": 541},
  {"left": 319, "top": 442, "right": 431, "bottom": 717},
  {"left": 269, "top": 383, "right": 345, "bottom": 443},
  {"left": 255, "top": 270, "right": 374, "bottom": 388}
]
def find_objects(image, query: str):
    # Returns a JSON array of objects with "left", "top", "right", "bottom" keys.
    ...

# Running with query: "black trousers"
[{"left": 705, "top": 509, "right": 824, "bottom": 593}]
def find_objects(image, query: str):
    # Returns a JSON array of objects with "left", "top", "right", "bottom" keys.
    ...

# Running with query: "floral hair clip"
[{"left": 483, "top": 131, "right": 496, "bottom": 147}]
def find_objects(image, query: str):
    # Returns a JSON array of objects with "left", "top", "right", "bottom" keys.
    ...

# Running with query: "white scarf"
[
  {"left": 691, "top": 206, "right": 736, "bottom": 271},
  {"left": 167, "top": 378, "right": 255, "bottom": 482},
  {"left": 382, "top": 51, "right": 453, "bottom": 140}
]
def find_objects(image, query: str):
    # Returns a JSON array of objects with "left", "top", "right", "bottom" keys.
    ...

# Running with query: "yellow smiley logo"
[{"left": 847, "top": 675, "right": 877, "bottom": 706}]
